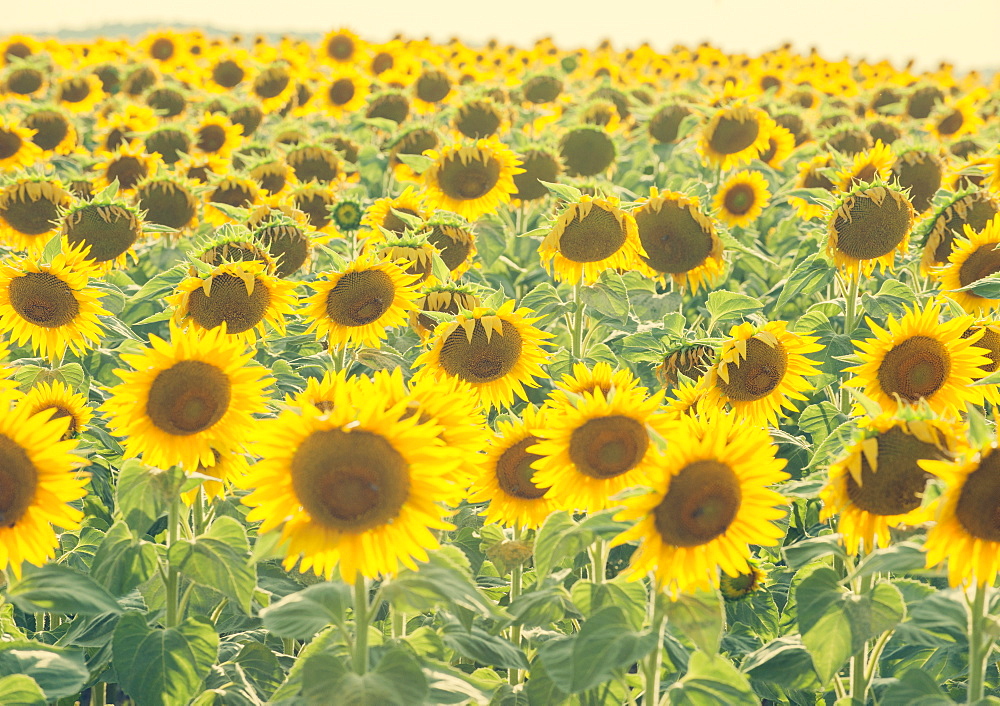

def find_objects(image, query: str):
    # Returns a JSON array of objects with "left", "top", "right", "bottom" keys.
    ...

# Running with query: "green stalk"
[
  {"left": 509, "top": 525, "right": 525, "bottom": 686},
  {"left": 849, "top": 571, "right": 875, "bottom": 704},
  {"left": 571, "top": 281, "right": 585, "bottom": 361},
  {"left": 644, "top": 579, "right": 666, "bottom": 706},
  {"left": 843, "top": 273, "right": 860, "bottom": 336},
  {"left": 282, "top": 637, "right": 296, "bottom": 657},
  {"left": 91, "top": 681, "right": 106, "bottom": 706},
  {"left": 589, "top": 538, "right": 606, "bottom": 584},
  {"left": 968, "top": 582, "right": 990, "bottom": 703},
  {"left": 392, "top": 610, "right": 406, "bottom": 639},
  {"left": 353, "top": 575, "right": 369, "bottom": 675},
  {"left": 165, "top": 494, "right": 181, "bottom": 628},
  {"left": 192, "top": 486, "right": 206, "bottom": 536}
]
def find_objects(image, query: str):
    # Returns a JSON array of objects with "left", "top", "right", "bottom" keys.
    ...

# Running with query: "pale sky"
[{"left": 5, "top": 0, "right": 1000, "bottom": 71}]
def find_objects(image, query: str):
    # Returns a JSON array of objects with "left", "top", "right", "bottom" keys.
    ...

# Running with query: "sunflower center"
[
  {"left": 958, "top": 244, "right": 1000, "bottom": 297},
  {"left": 25, "top": 111, "right": 70, "bottom": 151},
  {"left": 254, "top": 66, "right": 290, "bottom": 99},
  {"left": 146, "top": 360, "right": 232, "bottom": 436},
  {"left": 188, "top": 273, "right": 270, "bottom": 334},
  {"left": 954, "top": 448, "right": 1000, "bottom": 542},
  {"left": 366, "top": 93, "right": 409, "bottom": 123},
  {"left": 440, "top": 319, "right": 522, "bottom": 384},
  {"left": 326, "top": 35, "right": 355, "bottom": 61},
  {"left": 150, "top": 37, "right": 175, "bottom": 61},
  {"left": 197, "top": 124, "right": 227, "bottom": 154},
  {"left": 293, "top": 191, "right": 334, "bottom": 230},
  {"left": 568, "top": 415, "right": 648, "bottom": 480},
  {"left": 145, "top": 129, "right": 191, "bottom": 165},
  {"left": 105, "top": 156, "right": 147, "bottom": 190},
  {"left": 654, "top": 460, "right": 742, "bottom": 547},
  {"left": 291, "top": 428, "right": 410, "bottom": 532},
  {"left": 718, "top": 337, "right": 788, "bottom": 401},
  {"left": 438, "top": 153, "right": 501, "bottom": 201},
  {"left": 58, "top": 78, "right": 91, "bottom": 104},
  {"left": 64, "top": 204, "right": 140, "bottom": 263},
  {"left": 634, "top": 200, "right": 714, "bottom": 274},
  {"left": 258, "top": 225, "right": 309, "bottom": 277},
  {"left": 894, "top": 152, "right": 942, "bottom": 214},
  {"left": 877, "top": 335, "right": 950, "bottom": 403},
  {"left": 231, "top": 104, "right": 263, "bottom": 137},
  {"left": 523, "top": 75, "right": 562, "bottom": 104},
  {"left": 8, "top": 272, "right": 80, "bottom": 327},
  {"left": 723, "top": 183, "right": 755, "bottom": 216},
  {"left": 212, "top": 59, "right": 244, "bottom": 88},
  {"left": 0, "top": 434, "right": 38, "bottom": 528},
  {"left": 381, "top": 207, "right": 421, "bottom": 235},
  {"left": 456, "top": 103, "right": 501, "bottom": 139},
  {"left": 325, "top": 269, "right": 395, "bottom": 327},
  {"left": 930, "top": 195, "right": 999, "bottom": 265},
  {"left": 513, "top": 150, "right": 560, "bottom": 202},
  {"left": 328, "top": 79, "right": 355, "bottom": 106},
  {"left": 7, "top": 68, "right": 43, "bottom": 95},
  {"left": 416, "top": 71, "right": 450, "bottom": 103},
  {"left": 496, "top": 436, "right": 548, "bottom": 499},
  {"left": 0, "top": 189, "right": 64, "bottom": 235},
  {"left": 968, "top": 327, "right": 1000, "bottom": 374},
  {"left": 845, "top": 427, "right": 943, "bottom": 515},
  {"left": 831, "top": 189, "right": 912, "bottom": 261},
  {"left": 371, "top": 52, "right": 394, "bottom": 74},
  {"left": 708, "top": 115, "right": 759, "bottom": 155},
  {"left": 0, "top": 129, "right": 22, "bottom": 160},
  {"left": 559, "top": 205, "right": 627, "bottom": 262},
  {"left": 288, "top": 147, "right": 339, "bottom": 183},
  {"left": 427, "top": 225, "right": 473, "bottom": 271},
  {"left": 936, "top": 110, "right": 963, "bottom": 136},
  {"left": 211, "top": 182, "right": 255, "bottom": 209}
]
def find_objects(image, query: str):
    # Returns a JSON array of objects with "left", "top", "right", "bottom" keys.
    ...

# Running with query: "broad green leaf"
[
  {"left": 395, "top": 153, "right": 433, "bottom": 174},
  {"left": 116, "top": 459, "right": 185, "bottom": 535},
  {"left": 879, "top": 668, "right": 955, "bottom": 705},
  {"left": 533, "top": 511, "right": 594, "bottom": 578},
  {"left": 952, "top": 271, "right": 1000, "bottom": 298},
  {"left": 796, "top": 568, "right": 853, "bottom": 686},
  {"left": 705, "top": 291, "right": 763, "bottom": 331},
  {"left": 441, "top": 619, "right": 528, "bottom": 670},
  {"left": 774, "top": 256, "right": 835, "bottom": 312},
  {"left": 424, "top": 666, "right": 494, "bottom": 705},
  {"left": 0, "top": 643, "right": 88, "bottom": 701},
  {"left": 302, "top": 644, "right": 428, "bottom": 706},
  {"left": 0, "top": 675, "right": 45, "bottom": 706},
  {"left": 664, "top": 591, "right": 724, "bottom": 655},
  {"left": 91, "top": 520, "right": 159, "bottom": 596},
  {"left": 539, "top": 180, "right": 583, "bottom": 202},
  {"left": 7, "top": 563, "right": 121, "bottom": 616},
  {"left": 797, "top": 402, "right": 847, "bottom": 445},
  {"left": 232, "top": 641, "right": 284, "bottom": 700},
  {"left": 741, "top": 635, "right": 820, "bottom": 691},
  {"left": 570, "top": 578, "right": 646, "bottom": 629},
  {"left": 848, "top": 542, "right": 927, "bottom": 580},
  {"left": 782, "top": 534, "right": 847, "bottom": 569},
  {"left": 668, "top": 651, "right": 756, "bottom": 706},
  {"left": 507, "top": 584, "right": 578, "bottom": 628},
  {"left": 581, "top": 273, "right": 630, "bottom": 319},
  {"left": 261, "top": 582, "right": 352, "bottom": 640},
  {"left": 113, "top": 612, "right": 219, "bottom": 706},
  {"left": 382, "top": 548, "right": 503, "bottom": 620},
  {"left": 518, "top": 281, "right": 572, "bottom": 325},
  {"left": 167, "top": 516, "right": 256, "bottom": 613}
]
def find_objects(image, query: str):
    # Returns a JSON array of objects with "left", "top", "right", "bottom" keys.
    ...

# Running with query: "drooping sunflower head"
[
  {"left": 362, "top": 185, "right": 428, "bottom": 238},
  {"left": 134, "top": 174, "right": 200, "bottom": 232},
  {"left": 143, "top": 125, "right": 193, "bottom": 166},
  {"left": 772, "top": 109, "right": 811, "bottom": 147},
  {"left": 408, "top": 283, "right": 481, "bottom": 338},
  {"left": 365, "top": 89, "right": 411, "bottom": 124},
  {"left": 453, "top": 97, "right": 506, "bottom": 140},
  {"left": 891, "top": 147, "right": 946, "bottom": 215},
  {"left": 824, "top": 124, "right": 874, "bottom": 156},
  {"left": 230, "top": 102, "right": 265, "bottom": 138},
  {"left": 247, "top": 204, "right": 314, "bottom": 277},
  {"left": 648, "top": 102, "right": 694, "bottom": 144},
  {"left": 821, "top": 413, "right": 963, "bottom": 555},
  {"left": 420, "top": 213, "right": 476, "bottom": 277},
  {"left": 144, "top": 84, "right": 189, "bottom": 119},
  {"left": 633, "top": 187, "right": 724, "bottom": 291},
  {"left": 203, "top": 175, "right": 264, "bottom": 226},
  {"left": 388, "top": 124, "right": 440, "bottom": 182},
  {"left": 512, "top": 147, "right": 563, "bottom": 202},
  {"left": 373, "top": 233, "right": 441, "bottom": 286},
  {"left": 789, "top": 154, "right": 835, "bottom": 220},
  {"left": 834, "top": 139, "right": 895, "bottom": 192},
  {"left": 612, "top": 411, "right": 788, "bottom": 595},
  {"left": 0, "top": 175, "right": 74, "bottom": 254},
  {"left": 23, "top": 107, "right": 77, "bottom": 155},
  {"left": 827, "top": 182, "right": 915, "bottom": 278},
  {"left": 422, "top": 137, "right": 522, "bottom": 221},
  {"left": 284, "top": 143, "right": 341, "bottom": 185},
  {"left": 936, "top": 215, "right": 1000, "bottom": 314},
  {"left": 866, "top": 117, "right": 903, "bottom": 148},
  {"left": 414, "top": 299, "right": 552, "bottom": 410},
  {"left": 558, "top": 125, "right": 617, "bottom": 177},
  {"left": 713, "top": 170, "right": 772, "bottom": 228},
  {"left": 17, "top": 379, "right": 92, "bottom": 441},
  {"left": 61, "top": 198, "right": 144, "bottom": 270},
  {"left": 412, "top": 67, "right": 452, "bottom": 108},
  {"left": 846, "top": 302, "right": 990, "bottom": 416},
  {"left": 521, "top": 72, "right": 563, "bottom": 104},
  {"left": 0, "top": 116, "right": 42, "bottom": 170},
  {"left": 720, "top": 562, "right": 767, "bottom": 602},
  {"left": 906, "top": 84, "right": 945, "bottom": 119},
  {"left": 92, "top": 142, "right": 162, "bottom": 192},
  {"left": 192, "top": 227, "right": 277, "bottom": 273},
  {"left": 698, "top": 103, "right": 774, "bottom": 170},
  {"left": 538, "top": 194, "right": 643, "bottom": 285},
  {"left": 657, "top": 343, "right": 717, "bottom": 388}
]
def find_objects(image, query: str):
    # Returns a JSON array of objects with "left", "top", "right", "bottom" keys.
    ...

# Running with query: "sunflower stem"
[
  {"left": 165, "top": 493, "right": 181, "bottom": 628},
  {"left": 353, "top": 574, "right": 369, "bottom": 675},
  {"left": 392, "top": 610, "right": 406, "bottom": 639},
  {"left": 644, "top": 578, "right": 665, "bottom": 706},
  {"left": 282, "top": 637, "right": 296, "bottom": 657},
  {"left": 91, "top": 681, "right": 106, "bottom": 706},
  {"left": 571, "top": 281, "right": 586, "bottom": 361},
  {"left": 849, "top": 569, "right": 875, "bottom": 703},
  {"left": 192, "top": 486, "right": 206, "bottom": 536},
  {"left": 842, "top": 272, "right": 860, "bottom": 337},
  {"left": 968, "top": 581, "right": 991, "bottom": 703},
  {"left": 33, "top": 613, "right": 44, "bottom": 634},
  {"left": 510, "top": 525, "right": 524, "bottom": 685},
  {"left": 589, "top": 538, "right": 606, "bottom": 584}
]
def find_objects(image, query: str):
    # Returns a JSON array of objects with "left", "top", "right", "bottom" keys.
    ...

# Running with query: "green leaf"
[
  {"left": 847, "top": 542, "right": 926, "bottom": 580},
  {"left": 113, "top": 612, "right": 219, "bottom": 706},
  {"left": 797, "top": 402, "right": 847, "bottom": 444},
  {"left": 0, "top": 643, "right": 88, "bottom": 701},
  {"left": 782, "top": 534, "right": 847, "bottom": 569},
  {"left": 879, "top": 668, "right": 955, "bottom": 705},
  {"left": 774, "top": 256, "right": 835, "bottom": 312},
  {"left": 0, "top": 675, "right": 45, "bottom": 706},
  {"left": 967, "top": 404, "right": 993, "bottom": 448},
  {"left": 261, "top": 582, "right": 352, "bottom": 640},
  {"left": 508, "top": 584, "right": 578, "bottom": 628},
  {"left": 538, "top": 606, "right": 657, "bottom": 693},
  {"left": 570, "top": 578, "right": 646, "bottom": 629},
  {"left": 116, "top": 459, "right": 185, "bottom": 535},
  {"left": 382, "top": 548, "right": 503, "bottom": 620},
  {"left": 232, "top": 641, "right": 284, "bottom": 700},
  {"left": 91, "top": 520, "right": 159, "bottom": 596},
  {"left": 441, "top": 618, "right": 528, "bottom": 669},
  {"left": 741, "top": 636, "right": 820, "bottom": 691},
  {"left": 395, "top": 153, "right": 434, "bottom": 174},
  {"left": 518, "top": 281, "right": 572, "bottom": 325},
  {"left": 951, "top": 271, "right": 1000, "bottom": 297},
  {"left": 705, "top": 291, "right": 763, "bottom": 332},
  {"left": 539, "top": 180, "right": 583, "bottom": 202},
  {"left": 581, "top": 273, "right": 630, "bottom": 319},
  {"left": 664, "top": 591, "right": 724, "bottom": 655},
  {"left": 860, "top": 279, "right": 918, "bottom": 319},
  {"left": 533, "top": 511, "right": 594, "bottom": 578},
  {"left": 667, "top": 651, "right": 755, "bottom": 706},
  {"left": 7, "top": 563, "right": 121, "bottom": 616},
  {"left": 796, "top": 568, "right": 853, "bottom": 686},
  {"left": 168, "top": 516, "right": 256, "bottom": 613},
  {"left": 301, "top": 644, "right": 428, "bottom": 706}
]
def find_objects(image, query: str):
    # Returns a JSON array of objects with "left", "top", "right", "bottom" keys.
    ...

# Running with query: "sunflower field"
[{"left": 1, "top": 26, "right": 1000, "bottom": 706}]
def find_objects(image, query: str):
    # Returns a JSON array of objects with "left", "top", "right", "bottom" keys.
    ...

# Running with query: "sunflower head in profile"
[
  {"left": 720, "top": 562, "right": 767, "bottom": 602},
  {"left": 0, "top": 389, "right": 88, "bottom": 579},
  {"left": 374, "top": 234, "right": 441, "bottom": 286},
  {"left": 845, "top": 302, "right": 990, "bottom": 416},
  {"left": 919, "top": 190, "right": 1000, "bottom": 273},
  {"left": 539, "top": 195, "right": 643, "bottom": 285},
  {"left": 23, "top": 107, "right": 77, "bottom": 155},
  {"left": 702, "top": 320, "right": 822, "bottom": 427},
  {"left": 413, "top": 67, "right": 453, "bottom": 109},
  {"left": 193, "top": 227, "right": 277, "bottom": 274},
  {"left": 824, "top": 125, "right": 874, "bottom": 156},
  {"left": 247, "top": 204, "right": 314, "bottom": 277},
  {"left": 229, "top": 102, "right": 265, "bottom": 138},
  {"left": 612, "top": 411, "right": 788, "bottom": 595},
  {"left": 891, "top": 148, "right": 945, "bottom": 215},
  {"left": 101, "top": 323, "right": 273, "bottom": 471},
  {"left": 92, "top": 142, "right": 163, "bottom": 193},
  {"left": 362, "top": 185, "right": 428, "bottom": 239},
  {"left": 388, "top": 124, "right": 440, "bottom": 182},
  {"left": 866, "top": 117, "right": 903, "bottom": 148},
  {"left": 558, "top": 125, "right": 617, "bottom": 178},
  {"left": 365, "top": 89, "right": 411, "bottom": 124},
  {"left": 18, "top": 379, "right": 92, "bottom": 441},
  {"left": 827, "top": 182, "right": 914, "bottom": 278},
  {"left": 303, "top": 254, "right": 421, "bottom": 350},
  {"left": 936, "top": 216, "right": 1000, "bottom": 315},
  {"left": 0, "top": 248, "right": 108, "bottom": 361},
  {"left": 512, "top": 147, "right": 563, "bottom": 202},
  {"left": 657, "top": 343, "right": 716, "bottom": 388},
  {"left": 521, "top": 72, "right": 563, "bottom": 104},
  {"left": 713, "top": 170, "right": 771, "bottom": 228},
  {"left": 413, "top": 299, "right": 552, "bottom": 410},
  {"left": 134, "top": 174, "right": 200, "bottom": 233},
  {"left": 420, "top": 213, "right": 476, "bottom": 278},
  {"left": 144, "top": 85, "right": 189, "bottom": 119},
  {"left": 789, "top": 155, "right": 835, "bottom": 220},
  {"left": 0, "top": 175, "right": 74, "bottom": 254},
  {"left": 833, "top": 139, "right": 894, "bottom": 193},
  {"left": 286, "top": 184, "right": 337, "bottom": 234},
  {"left": 408, "top": 283, "right": 481, "bottom": 338},
  {"left": 143, "top": 125, "right": 193, "bottom": 166},
  {"left": 0, "top": 116, "right": 43, "bottom": 170},
  {"left": 238, "top": 383, "right": 459, "bottom": 582},
  {"left": 821, "top": 413, "right": 963, "bottom": 556},
  {"left": 167, "top": 260, "right": 297, "bottom": 345},
  {"left": 698, "top": 103, "right": 774, "bottom": 170},
  {"left": 468, "top": 405, "right": 560, "bottom": 530},
  {"left": 285, "top": 143, "right": 341, "bottom": 184},
  {"left": 61, "top": 197, "right": 144, "bottom": 270},
  {"left": 633, "top": 187, "right": 724, "bottom": 291},
  {"left": 181, "top": 448, "right": 250, "bottom": 505},
  {"left": 531, "top": 383, "right": 670, "bottom": 513},
  {"left": 422, "top": 137, "right": 521, "bottom": 221}
]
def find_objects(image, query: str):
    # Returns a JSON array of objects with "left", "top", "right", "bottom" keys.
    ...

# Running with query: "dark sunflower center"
[
  {"left": 287, "top": 147, "right": 339, "bottom": 183},
  {"left": 634, "top": 200, "right": 713, "bottom": 274},
  {"left": 146, "top": 360, "right": 232, "bottom": 436},
  {"left": 427, "top": 225, "right": 472, "bottom": 271},
  {"left": 371, "top": 52, "right": 394, "bottom": 75},
  {"left": 708, "top": 115, "right": 759, "bottom": 155},
  {"left": 723, "top": 183, "right": 756, "bottom": 216},
  {"left": 936, "top": 110, "right": 963, "bottom": 136},
  {"left": 0, "top": 434, "right": 38, "bottom": 528},
  {"left": 8, "top": 272, "right": 80, "bottom": 327},
  {"left": 294, "top": 192, "right": 334, "bottom": 230},
  {"left": 4, "top": 41, "right": 32, "bottom": 62},
  {"left": 366, "top": 93, "right": 409, "bottom": 123},
  {"left": 455, "top": 103, "right": 501, "bottom": 139},
  {"left": 496, "top": 436, "right": 548, "bottom": 499},
  {"left": 416, "top": 71, "right": 450, "bottom": 103},
  {"left": 105, "top": 156, "right": 147, "bottom": 190},
  {"left": 291, "top": 428, "right": 409, "bottom": 532},
  {"left": 845, "top": 426, "right": 943, "bottom": 515},
  {"left": 64, "top": 204, "right": 140, "bottom": 263},
  {"left": 7, "top": 68, "right": 43, "bottom": 95},
  {"left": 759, "top": 137, "right": 779, "bottom": 164},
  {"left": 568, "top": 415, "right": 648, "bottom": 480},
  {"left": 150, "top": 37, "right": 175, "bottom": 61},
  {"left": 803, "top": 168, "right": 834, "bottom": 191},
  {"left": 440, "top": 319, "right": 522, "bottom": 384},
  {"left": 381, "top": 207, "right": 421, "bottom": 235},
  {"left": 930, "top": 194, "right": 999, "bottom": 265},
  {"left": 877, "top": 335, "right": 950, "bottom": 403},
  {"left": 654, "top": 460, "right": 742, "bottom": 547},
  {"left": 258, "top": 225, "right": 309, "bottom": 277},
  {"left": 197, "top": 124, "right": 227, "bottom": 154},
  {"left": 513, "top": 150, "right": 560, "bottom": 202},
  {"left": 212, "top": 60, "right": 244, "bottom": 88},
  {"left": 828, "top": 129, "right": 872, "bottom": 156},
  {"left": 137, "top": 181, "right": 197, "bottom": 229},
  {"left": 145, "top": 129, "right": 192, "bottom": 165},
  {"left": 717, "top": 337, "right": 788, "bottom": 401},
  {"left": 438, "top": 153, "right": 501, "bottom": 201},
  {"left": 558, "top": 205, "right": 627, "bottom": 263},
  {"left": 188, "top": 273, "right": 270, "bottom": 334},
  {"left": 0, "top": 129, "right": 23, "bottom": 160},
  {"left": 146, "top": 87, "right": 186, "bottom": 118},
  {"left": 958, "top": 244, "right": 1000, "bottom": 296},
  {"left": 0, "top": 189, "right": 64, "bottom": 235},
  {"left": 649, "top": 105, "right": 691, "bottom": 144},
  {"left": 560, "top": 128, "right": 616, "bottom": 177},
  {"left": 25, "top": 111, "right": 69, "bottom": 151},
  {"left": 58, "top": 78, "right": 91, "bottom": 104},
  {"left": 523, "top": 75, "right": 562, "bottom": 103},
  {"left": 211, "top": 183, "right": 255, "bottom": 208},
  {"left": 325, "top": 269, "right": 395, "bottom": 327},
  {"left": 894, "top": 153, "right": 942, "bottom": 214},
  {"left": 832, "top": 189, "right": 912, "bottom": 261},
  {"left": 230, "top": 104, "right": 263, "bottom": 137},
  {"left": 954, "top": 448, "right": 1000, "bottom": 542},
  {"left": 328, "top": 78, "right": 355, "bottom": 106},
  {"left": 326, "top": 35, "right": 355, "bottom": 61},
  {"left": 254, "top": 66, "right": 290, "bottom": 99}
]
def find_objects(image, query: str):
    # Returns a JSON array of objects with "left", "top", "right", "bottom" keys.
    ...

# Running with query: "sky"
[{"left": 5, "top": 0, "right": 1000, "bottom": 72}]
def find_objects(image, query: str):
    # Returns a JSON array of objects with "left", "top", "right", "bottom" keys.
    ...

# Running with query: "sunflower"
[
  {"left": 409, "top": 284, "right": 481, "bottom": 338},
  {"left": 251, "top": 62, "right": 296, "bottom": 113},
  {"left": 657, "top": 343, "right": 716, "bottom": 388},
  {"left": 203, "top": 176, "right": 264, "bottom": 226},
  {"left": 3, "top": 62, "right": 47, "bottom": 98},
  {"left": 61, "top": 199, "right": 143, "bottom": 270},
  {"left": 558, "top": 125, "right": 616, "bottom": 177},
  {"left": 788, "top": 155, "right": 835, "bottom": 220},
  {"left": 0, "top": 35, "right": 42, "bottom": 66},
  {"left": 453, "top": 98, "right": 506, "bottom": 139},
  {"left": 422, "top": 137, "right": 521, "bottom": 221},
  {"left": 701, "top": 321, "right": 822, "bottom": 426},
  {"left": 101, "top": 323, "right": 273, "bottom": 470},
  {"left": 539, "top": 195, "right": 643, "bottom": 284},
  {"left": 834, "top": 139, "right": 894, "bottom": 193},
  {"left": 230, "top": 103, "right": 265, "bottom": 138},
  {"left": 192, "top": 114, "right": 243, "bottom": 158},
  {"left": 238, "top": 387, "right": 458, "bottom": 582},
  {"left": 366, "top": 89, "right": 411, "bottom": 124},
  {"left": 720, "top": 563, "right": 767, "bottom": 602},
  {"left": 546, "top": 361, "right": 642, "bottom": 412},
  {"left": 633, "top": 187, "right": 724, "bottom": 291},
  {"left": 521, "top": 72, "right": 563, "bottom": 104},
  {"left": 413, "top": 67, "right": 453, "bottom": 111},
  {"left": 825, "top": 126, "right": 874, "bottom": 156},
  {"left": 936, "top": 216, "right": 1000, "bottom": 314},
  {"left": 0, "top": 389, "right": 88, "bottom": 579},
  {"left": 757, "top": 123, "right": 795, "bottom": 169},
  {"left": 134, "top": 175, "right": 200, "bottom": 232},
  {"left": 193, "top": 229, "right": 277, "bottom": 273},
  {"left": 92, "top": 142, "right": 161, "bottom": 192},
  {"left": 167, "top": 260, "right": 297, "bottom": 345},
  {"left": 966, "top": 321, "right": 1000, "bottom": 403},
  {"left": 512, "top": 147, "right": 563, "bottom": 202},
  {"left": 143, "top": 125, "right": 193, "bottom": 165},
  {"left": 698, "top": 103, "right": 774, "bottom": 170},
  {"left": 362, "top": 186, "right": 428, "bottom": 238},
  {"left": 531, "top": 384, "right": 670, "bottom": 513},
  {"left": 0, "top": 249, "right": 108, "bottom": 362},
  {"left": 285, "top": 143, "right": 342, "bottom": 185},
  {"left": 892, "top": 148, "right": 945, "bottom": 215},
  {"left": 202, "top": 50, "right": 255, "bottom": 93},
  {"left": 422, "top": 214, "right": 476, "bottom": 277},
  {"left": 317, "top": 67, "right": 370, "bottom": 117},
  {"left": 906, "top": 84, "right": 945, "bottom": 119},
  {"left": 289, "top": 183, "right": 338, "bottom": 233},
  {"left": 648, "top": 102, "right": 693, "bottom": 144},
  {"left": 866, "top": 118, "right": 903, "bottom": 147},
  {"left": 820, "top": 414, "right": 963, "bottom": 555},
  {"left": 303, "top": 254, "right": 421, "bottom": 350},
  {"left": 413, "top": 299, "right": 552, "bottom": 410},
  {"left": 329, "top": 196, "right": 365, "bottom": 234},
  {"left": 54, "top": 74, "right": 104, "bottom": 113},
  {"left": 145, "top": 85, "right": 188, "bottom": 119},
  {"left": 0, "top": 176, "right": 74, "bottom": 254},
  {"left": 250, "top": 210, "right": 314, "bottom": 278},
  {"left": 927, "top": 93, "right": 984, "bottom": 141},
  {"left": 468, "top": 405, "right": 559, "bottom": 530},
  {"left": 920, "top": 189, "right": 1000, "bottom": 272},
  {"left": 0, "top": 116, "right": 42, "bottom": 170},
  {"left": 827, "top": 183, "right": 914, "bottom": 278},
  {"left": 23, "top": 108, "right": 77, "bottom": 155},
  {"left": 17, "top": 379, "right": 92, "bottom": 441},
  {"left": 181, "top": 448, "right": 250, "bottom": 505},
  {"left": 388, "top": 124, "right": 440, "bottom": 182},
  {"left": 845, "top": 302, "right": 989, "bottom": 415},
  {"left": 320, "top": 28, "right": 362, "bottom": 64},
  {"left": 612, "top": 411, "right": 788, "bottom": 595},
  {"left": 713, "top": 170, "right": 771, "bottom": 228}
]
